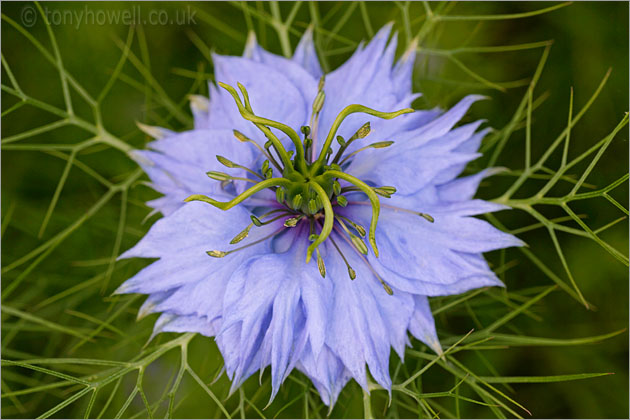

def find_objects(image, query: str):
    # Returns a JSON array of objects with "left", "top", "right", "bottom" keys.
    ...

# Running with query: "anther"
[
  {"left": 355, "top": 122, "right": 371, "bottom": 139},
  {"left": 284, "top": 216, "right": 302, "bottom": 227},
  {"left": 206, "top": 171, "right": 232, "bottom": 181},
  {"left": 370, "top": 141, "right": 394, "bottom": 149},
  {"left": 207, "top": 227, "right": 284, "bottom": 260},
  {"left": 233, "top": 130, "right": 250, "bottom": 143},
  {"left": 308, "top": 199, "right": 318, "bottom": 214},
  {"left": 349, "top": 200, "right": 435, "bottom": 223},
  {"left": 338, "top": 215, "right": 366, "bottom": 237},
  {"left": 337, "top": 216, "right": 368, "bottom": 255},
  {"left": 301, "top": 125, "right": 311, "bottom": 138},
  {"left": 207, "top": 250, "right": 227, "bottom": 258},
  {"left": 292, "top": 194, "right": 303, "bottom": 210},
  {"left": 233, "top": 129, "right": 283, "bottom": 172},
  {"left": 312, "top": 91, "right": 325, "bottom": 114},
  {"left": 207, "top": 171, "right": 257, "bottom": 184},
  {"left": 275, "top": 187, "right": 286, "bottom": 204},
  {"left": 324, "top": 226, "right": 357, "bottom": 281},
  {"left": 380, "top": 280, "right": 394, "bottom": 295},
  {"left": 339, "top": 141, "right": 395, "bottom": 165},
  {"left": 333, "top": 180, "right": 341, "bottom": 196},
  {"left": 418, "top": 213, "right": 435, "bottom": 223},
  {"left": 373, "top": 187, "right": 393, "bottom": 198},
  {"left": 316, "top": 248, "right": 326, "bottom": 278},
  {"left": 336, "top": 195, "right": 348, "bottom": 207},
  {"left": 230, "top": 224, "right": 253, "bottom": 244},
  {"left": 216, "top": 155, "right": 264, "bottom": 180},
  {"left": 216, "top": 156, "right": 236, "bottom": 168},
  {"left": 333, "top": 224, "right": 394, "bottom": 295}
]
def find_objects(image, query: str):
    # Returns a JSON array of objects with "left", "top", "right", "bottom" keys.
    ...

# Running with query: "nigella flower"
[{"left": 117, "top": 25, "right": 523, "bottom": 406}]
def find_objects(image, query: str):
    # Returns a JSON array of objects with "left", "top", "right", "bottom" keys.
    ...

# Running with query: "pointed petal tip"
[
  {"left": 188, "top": 94, "right": 209, "bottom": 112},
  {"left": 243, "top": 31, "right": 258, "bottom": 58},
  {"left": 111, "top": 283, "right": 128, "bottom": 296}
]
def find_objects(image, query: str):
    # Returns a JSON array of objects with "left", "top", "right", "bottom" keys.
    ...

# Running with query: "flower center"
[{"left": 185, "top": 81, "right": 432, "bottom": 293}]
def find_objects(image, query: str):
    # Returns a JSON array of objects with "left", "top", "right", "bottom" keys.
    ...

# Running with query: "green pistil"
[
  {"left": 219, "top": 82, "right": 308, "bottom": 173},
  {"left": 185, "top": 177, "right": 293, "bottom": 210},
  {"left": 187, "top": 81, "right": 414, "bottom": 270},
  {"left": 306, "top": 182, "right": 334, "bottom": 263},
  {"left": 311, "top": 105, "right": 413, "bottom": 175},
  {"left": 326, "top": 170, "right": 380, "bottom": 257}
]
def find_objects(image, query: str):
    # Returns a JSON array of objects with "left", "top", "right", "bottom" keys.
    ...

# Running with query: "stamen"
[
  {"left": 372, "top": 186, "right": 396, "bottom": 198},
  {"left": 307, "top": 199, "right": 318, "bottom": 214},
  {"left": 329, "top": 235, "right": 357, "bottom": 280},
  {"left": 333, "top": 225, "right": 394, "bottom": 295},
  {"left": 207, "top": 250, "right": 227, "bottom": 258},
  {"left": 291, "top": 194, "right": 303, "bottom": 210},
  {"left": 275, "top": 187, "right": 286, "bottom": 205},
  {"left": 338, "top": 215, "right": 366, "bottom": 237},
  {"left": 216, "top": 155, "right": 264, "bottom": 180},
  {"left": 333, "top": 180, "right": 341, "bottom": 196},
  {"left": 312, "top": 104, "right": 414, "bottom": 174},
  {"left": 284, "top": 215, "right": 302, "bottom": 227},
  {"left": 342, "top": 185, "right": 396, "bottom": 198},
  {"left": 233, "top": 129, "right": 283, "bottom": 172},
  {"left": 309, "top": 76, "right": 326, "bottom": 162},
  {"left": 301, "top": 125, "right": 311, "bottom": 139},
  {"left": 206, "top": 171, "right": 257, "bottom": 184},
  {"left": 230, "top": 224, "right": 252, "bottom": 244},
  {"left": 316, "top": 248, "right": 326, "bottom": 278},
  {"left": 231, "top": 209, "right": 290, "bottom": 244},
  {"left": 219, "top": 82, "right": 304, "bottom": 171},
  {"left": 327, "top": 170, "right": 380, "bottom": 257},
  {"left": 336, "top": 216, "right": 368, "bottom": 255},
  {"left": 336, "top": 195, "right": 348, "bottom": 207},
  {"left": 338, "top": 140, "right": 395, "bottom": 165},
  {"left": 261, "top": 160, "right": 274, "bottom": 179},
  {"left": 207, "top": 227, "right": 285, "bottom": 258},
  {"left": 349, "top": 201, "right": 435, "bottom": 223}
]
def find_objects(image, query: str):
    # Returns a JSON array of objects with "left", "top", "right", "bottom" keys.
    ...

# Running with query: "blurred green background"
[{"left": 2, "top": 2, "right": 628, "bottom": 418}]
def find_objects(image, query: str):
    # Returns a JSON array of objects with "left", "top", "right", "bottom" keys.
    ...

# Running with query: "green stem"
[
  {"left": 311, "top": 105, "right": 413, "bottom": 174},
  {"left": 326, "top": 170, "right": 380, "bottom": 257},
  {"left": 306, "top": 182, "right": 334, "bottom": 263},
  {"left": 362, "top": 389, "right": 373, "bottom": 419},
  {"left": 185, "top": 178, "right": 292, "bottom": 210}
]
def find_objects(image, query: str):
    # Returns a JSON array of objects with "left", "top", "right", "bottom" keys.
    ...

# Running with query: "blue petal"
[
  {"left": 217, "top": 228, "right": 323, "bottom": 400},
  {"left": 325, "top": 231, "right": 415, "bottom": 392},
  {"left": 315, "top": 25, "right": 413, "bottom": 156},
  {"left": 130, "top": 129, "right": 259, "bottom": 215},
  {"left": 292, "top": 26, "right": 323, "bottom": 78},
  {"left": 407, "top": 296, "right": 442, "bottom": 354},
  {"left": 211, "top": 53, "right": 316, "bottom": 148},
  {"left": 347, "top": 96, "right": 486, "bottom": 194},
  {"left": 297, "top": 342, "right": 352, "bottom": 407},
  {"left": 153, "top": 313, "right": 218, "bottom": 337}
]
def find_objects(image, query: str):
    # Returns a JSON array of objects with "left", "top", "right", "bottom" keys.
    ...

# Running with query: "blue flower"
[{"left": 117, "top": 25, "right": 523, "bottom": 406}]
